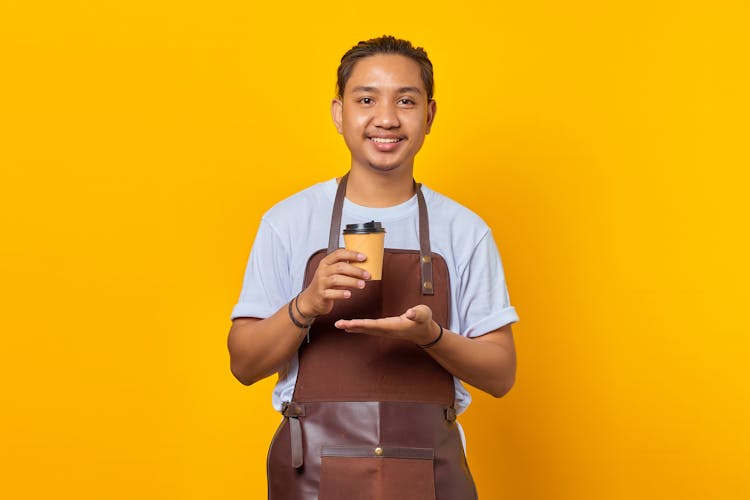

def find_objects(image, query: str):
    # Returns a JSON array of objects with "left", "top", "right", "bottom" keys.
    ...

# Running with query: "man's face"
[{"left": 332, "top": 54, "right": 436, "bottom": 174}]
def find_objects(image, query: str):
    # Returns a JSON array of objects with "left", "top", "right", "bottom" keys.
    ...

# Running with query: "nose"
[{"left": 373, "top": 101, "right": 400, "bottom": 128}]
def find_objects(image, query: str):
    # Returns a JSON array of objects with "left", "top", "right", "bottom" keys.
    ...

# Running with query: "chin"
[
  {"left": 369, "top": 164, "right": 400, "bottom": 172},
  {"left": 365, "top": 159, "right": 407, "bottom": 173}
]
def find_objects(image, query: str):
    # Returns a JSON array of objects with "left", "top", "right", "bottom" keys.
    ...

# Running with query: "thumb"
[{"left": 405, "top": 305, "right": 432, "bottom": 324}]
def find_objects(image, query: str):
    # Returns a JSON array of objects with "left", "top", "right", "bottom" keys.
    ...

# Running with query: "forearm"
[
  {"left": 227, "top": 305, "right": 309, "bottom": 386},
  {"left": 228, "top": 249, "right": 370, "bottom": 386},
  {"left": 422, "top": 324, "right": 516, "bottom": 398}
]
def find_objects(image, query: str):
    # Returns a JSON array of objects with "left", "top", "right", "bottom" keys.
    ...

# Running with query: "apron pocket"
[{"left": 319, "top": 446, "right": 435, "bottom": 500}]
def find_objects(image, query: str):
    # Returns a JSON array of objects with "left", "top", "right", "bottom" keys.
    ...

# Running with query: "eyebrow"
[{"left": 350, "top": 86, "right": 424, "bottom": 95}]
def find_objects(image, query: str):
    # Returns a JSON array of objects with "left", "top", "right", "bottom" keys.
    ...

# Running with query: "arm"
[
  {"left": 228, "top": 248, "right": 370, "bottom": 386},
  {"left": 335, "top": 306, "right": 517, "bottom": 397},
  {"left": 227, "top": 314, "right": 308, "bottom": 386},
  {"left": 420, "top": 321, "right": 516, "bottom": 398}
]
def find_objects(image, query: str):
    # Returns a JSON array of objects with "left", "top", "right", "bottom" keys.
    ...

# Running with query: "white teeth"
[{"left": 370, "top": 137, "right": 400, "bottom": 143}]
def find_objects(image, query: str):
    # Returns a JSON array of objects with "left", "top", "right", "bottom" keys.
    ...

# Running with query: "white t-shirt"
[{"left": 232, "top": 178, "right": 519, "bottom": 415}]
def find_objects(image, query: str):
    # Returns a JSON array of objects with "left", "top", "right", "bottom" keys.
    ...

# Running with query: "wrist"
[
  {"left": 287, "top": 298, "right": 313, "bottom": 329},
  {"left": 418, "top": 321, "right": 444, "bottom": 349},
  {"left": 295, "top": 291, "right": 317, "bottom": 319}
]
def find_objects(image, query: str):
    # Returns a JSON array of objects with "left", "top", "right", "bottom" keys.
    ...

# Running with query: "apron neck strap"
[{"left": 327, "top": 172, "right": 435, "bottom": 296}]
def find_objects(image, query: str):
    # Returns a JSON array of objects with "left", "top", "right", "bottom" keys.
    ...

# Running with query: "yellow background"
[{"left": 2, "top": 1, "right": 748, "bottom": 498}]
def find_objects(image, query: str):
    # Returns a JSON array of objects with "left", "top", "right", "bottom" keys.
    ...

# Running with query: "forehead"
[{"left": 345, "top": 54, "right": 425, "bottom": 94}]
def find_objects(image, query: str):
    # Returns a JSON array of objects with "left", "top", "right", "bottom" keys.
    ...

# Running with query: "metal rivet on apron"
[
  {"left": 421, "top": 255, "right": 431, "bottom": 263},
  {"left": 423, "top": 281, "right": 433, "bottom": 289},
  {"left": 374, "top": 447, "right": 383, "bottom": 456}
]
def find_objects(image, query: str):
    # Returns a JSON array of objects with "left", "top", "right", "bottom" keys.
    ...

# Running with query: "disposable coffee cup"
[{"left": 343, "top": 221, "right": 386, "bottom": 280}]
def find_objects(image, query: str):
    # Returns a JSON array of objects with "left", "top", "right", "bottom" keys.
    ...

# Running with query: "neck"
[{"left": 342, "top": 166, "right": 416, "bottom": 207}]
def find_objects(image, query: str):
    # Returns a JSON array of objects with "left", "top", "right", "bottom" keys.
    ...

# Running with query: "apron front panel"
[{"left": 294, "top": 249, "right": 454, "bottom": 404}]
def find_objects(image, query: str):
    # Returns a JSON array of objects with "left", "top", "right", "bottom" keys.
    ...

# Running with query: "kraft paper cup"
[{"left": 343, "top": 221, "right": 386, "bottom": 280}]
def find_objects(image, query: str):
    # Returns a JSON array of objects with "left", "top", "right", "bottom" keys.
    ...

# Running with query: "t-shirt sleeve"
[
  {"left": 230, "top": 218, "right": 292, "bottom": 320},
  {"left": 457, "top": 230, "right": 519, "bottom": 338}
]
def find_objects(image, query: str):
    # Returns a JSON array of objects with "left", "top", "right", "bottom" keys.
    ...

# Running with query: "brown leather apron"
[{"left": 267, "top": 174, "right": 478, "bottom": 500}]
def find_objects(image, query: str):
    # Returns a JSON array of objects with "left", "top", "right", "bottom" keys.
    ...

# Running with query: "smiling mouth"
[{"left": 368, "top": 137, "right": 403, "bottom": 144}]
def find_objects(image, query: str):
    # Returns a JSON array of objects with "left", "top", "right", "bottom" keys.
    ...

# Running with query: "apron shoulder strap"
[
  {"left": 415, "top": 183, "right": 434, "bottom": 295},
  {"left": 327, "top": 173, "right": 348, "bottom": 254}
]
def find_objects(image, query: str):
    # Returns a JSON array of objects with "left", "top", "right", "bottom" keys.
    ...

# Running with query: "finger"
[
  {"left": 321, "top": 289, "right": 353, "bottom": 300},
  {"left": 324, "top": 275, "right": 366, "bottom": 290},
  {"left": 334, "top": 318, "right": 374, "bottom": 330},
  {"left": 326, "top": 262, "right": 371, "bottom": 280},
  {"left": 323, "top": 248, "right": 367, "bottom": 266},
  {"left": 335, "top": 317, "right": 403, "bottom": 331}
]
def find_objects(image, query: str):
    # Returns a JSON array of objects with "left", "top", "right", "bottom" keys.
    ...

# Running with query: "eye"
[
  {"left": 398, "top": 98, "right": 415, "bottom": 106},
  {"left": 359, "top": 97, "right": 374, "bottom": 105}
]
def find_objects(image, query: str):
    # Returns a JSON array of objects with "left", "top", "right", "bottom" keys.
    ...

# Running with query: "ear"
[
  {"left": 425, "top": 99, "right": 437, "bottom": 134},
  {"left": 331, "top": 99, "right": 343, "bottom": 134}
]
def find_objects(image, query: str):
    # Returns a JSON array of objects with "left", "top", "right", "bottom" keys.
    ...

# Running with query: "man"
[{"left": 228, "top": 35, "right": 518, "bottom": 499}]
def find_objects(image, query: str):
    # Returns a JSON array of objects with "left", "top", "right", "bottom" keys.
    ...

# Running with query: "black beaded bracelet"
[
  {"left": 419, "top": 323, "right": 444, "bottom": 349},
  {"left": 287, "top": 299, "right": 308, "bottom": 329},
  {"left": 288, "top": 292, "right": 315, "bottom": 330}
]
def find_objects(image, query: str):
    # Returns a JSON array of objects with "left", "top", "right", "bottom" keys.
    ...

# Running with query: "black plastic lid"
[{"left": 343, "top": 220, "right": 386, "bottom": 234}]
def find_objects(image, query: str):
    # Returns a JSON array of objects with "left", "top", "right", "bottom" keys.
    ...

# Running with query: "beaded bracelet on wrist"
[{"left": 287, "top": 299, "right": 310, "bottom": 329}]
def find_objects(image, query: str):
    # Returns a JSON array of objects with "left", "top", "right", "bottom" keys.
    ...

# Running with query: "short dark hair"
[{"left": 336, "top": 35, "right": 434, "bottom": 100}]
